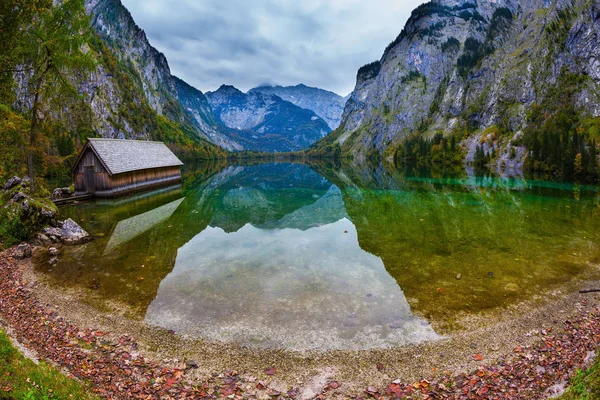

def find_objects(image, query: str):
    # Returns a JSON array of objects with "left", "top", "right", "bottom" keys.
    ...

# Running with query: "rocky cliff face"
[
  {"left": 249, "top": 84, "right": 347, "bottom": 130},
  {"left": 206, "top": 85, "right": 331, "bottom": 152},
  {"left": 330, "top": 0, "right": 600, "bottom": 165},
  {"left": 50, "top": 0, "right": 239, "bottom": 150},
  {"left": 173, "top": 77, "right": 243, "bottom": 151},
  {"left": 12, "top": 0, "right": 343, "bottom": 154}
]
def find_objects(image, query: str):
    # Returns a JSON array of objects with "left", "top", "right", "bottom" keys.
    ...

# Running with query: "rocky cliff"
[
  {"left": 11, "top": 0, "right": 346, "bottom": 154},
  {"left": 326, "top": 0, "right": 600, "bottom": 175},
  {"left": 249, "top": 84, "right": 347, "bottom": 130},
  {"left": 206, "top": 85, "right": 331, "bottom": 152},
  {"left": 84, "top": 0, "right": 245, "bottom": 150}
]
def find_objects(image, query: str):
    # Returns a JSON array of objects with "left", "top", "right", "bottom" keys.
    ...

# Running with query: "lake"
[{"left": 35, "top": 161, "right": 600, "bottom": 351}]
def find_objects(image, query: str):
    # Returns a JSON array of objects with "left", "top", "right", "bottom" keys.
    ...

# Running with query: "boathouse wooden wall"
[{"left": 73, "top": 148, "right": 182, "bottom": 198}]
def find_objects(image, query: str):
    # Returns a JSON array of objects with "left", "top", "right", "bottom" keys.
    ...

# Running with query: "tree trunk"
[{"left": 27, "top": 77, "right": 43, "bottom": 192}]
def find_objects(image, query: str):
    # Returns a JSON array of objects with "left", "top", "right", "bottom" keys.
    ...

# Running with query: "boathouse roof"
[{"left": 76, "top": 139, "right": 184, "bottom": 175}]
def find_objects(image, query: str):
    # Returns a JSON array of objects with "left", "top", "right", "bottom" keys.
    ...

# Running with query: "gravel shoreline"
[{"left": 2, "top": 247, "right": 600, "bottom": 399}]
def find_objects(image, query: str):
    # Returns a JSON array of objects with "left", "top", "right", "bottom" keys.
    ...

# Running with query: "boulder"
[
  {"left": 13, "top": 243, "right": 32, "bottom": 260},
  {"left": 52, "top": 187, "right": 73, "bottom": 200},
  {"left": 3, "top": 176, "right": 22, "bottom": 191},
  {"left": 35, "top": 233, "right": 52, "bottom": 245},
  {"left": 60, "top": 218, "right": 90, "bottom": 245},
  {"left": 48, "top": 247, "right": 60, "bottom": 256},
  {"left": 43, "top": 227, "right": 62, "bottom": 236},
  {"left": 11, "top": 192, "right": 28, "bottom": 202},
  {"left": 41, "top": 208, "right": 56, "bottom": 219}
]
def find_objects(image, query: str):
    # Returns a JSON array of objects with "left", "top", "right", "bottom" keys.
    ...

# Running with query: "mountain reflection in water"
[{"left": 40, "top": 161, "right": 600, "bottom": 350}]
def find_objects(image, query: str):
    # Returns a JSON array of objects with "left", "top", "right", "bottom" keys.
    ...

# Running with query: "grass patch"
[
  {"left": 0, "top": 329, "right": 97, "bottom": 400},
  {"left": 559, "top": 353, "right": 600, "bottom": 399}
]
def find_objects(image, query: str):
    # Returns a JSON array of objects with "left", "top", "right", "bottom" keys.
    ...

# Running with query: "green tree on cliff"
[{"left": 16, "top": 0, "right": 94, "bottom": 189}]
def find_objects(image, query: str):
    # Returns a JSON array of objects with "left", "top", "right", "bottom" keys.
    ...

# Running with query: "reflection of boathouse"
[{"left": 73, "top": 138, "right": 184, "bottom": 198}]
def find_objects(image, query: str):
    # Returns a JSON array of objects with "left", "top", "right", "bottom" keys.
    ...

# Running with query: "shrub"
[
  {"left": 441, "top": 37, "right": 460, "bottom": 52},
  {"left": 358, "top": 61, "right": 382, "bottom": 80},
  {"left": 487, "top": 7, "right": 513, "bottom": 41},
  {"left": 456, "top": 38, "right": 489, "bottom": 78}
]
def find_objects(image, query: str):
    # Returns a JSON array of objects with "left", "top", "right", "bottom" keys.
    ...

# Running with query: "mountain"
[
  {"left": 249, "top": 84, "right": 347, "bottom": 130},
  {"left": 206, "top": 85, "right": 332, "bottom": 152},
  {"left": 320, "top": 0, "right": 600, "bottom": 178},
  {"left": 82, "top": 0, "right": 241, "bottom": 150},
  {"left": 10, "top": 0, "right": 237, "bottom": 152},
  {"left": 173, "top": 77, "right": 243, "bottom": 151}
]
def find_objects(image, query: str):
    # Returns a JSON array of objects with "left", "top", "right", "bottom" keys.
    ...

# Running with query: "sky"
[{"left": 120, "top": 0, "right": 425, "bottom": 96}]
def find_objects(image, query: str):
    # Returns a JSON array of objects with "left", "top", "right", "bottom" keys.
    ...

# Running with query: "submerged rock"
[
  {"left": 60, "top": 218, "right": 90, "bottom": 245},
  {"left": 13, "top": 243, "right": 32, "bottom": 260}
]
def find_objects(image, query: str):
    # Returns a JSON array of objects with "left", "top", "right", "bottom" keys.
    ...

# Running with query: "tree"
[
  {"left": 19, "top": 0, "right": 93, "bottom": 189},
  {"left": 0, "top": 0, "right": 52, "bottom": 103}
]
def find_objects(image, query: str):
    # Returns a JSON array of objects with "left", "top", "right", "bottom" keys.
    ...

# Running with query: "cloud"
[{"left": 121, "top": 0, "right": 425, "bottom": 96}]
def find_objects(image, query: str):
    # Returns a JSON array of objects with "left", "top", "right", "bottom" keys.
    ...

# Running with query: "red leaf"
[
  {"left": 472, "top": 354, "right": 483, "bottom": 361},
  {"left": 264, "top": 367, "right": 276, "bottom": 375},
  {"left": 327, "top": 381, "right": 341, "bottom": 389}
]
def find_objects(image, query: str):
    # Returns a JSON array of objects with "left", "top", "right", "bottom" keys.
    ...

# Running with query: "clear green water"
[{"left": 35, "top": 162, "right": 600, "bottom": 350}]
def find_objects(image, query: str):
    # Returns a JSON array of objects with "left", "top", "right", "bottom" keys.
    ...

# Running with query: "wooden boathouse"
[{"left": 73, "top": 138, "right": 184, "bottom": 198}]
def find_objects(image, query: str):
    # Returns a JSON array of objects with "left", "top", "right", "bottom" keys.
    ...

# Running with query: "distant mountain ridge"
[
  {"left": 81, "top": 0, "right": 345, "bottom": 153},
  {"left": 206, "top": 85, "right": 331, "bottom": 152},
  {"left": 249, "top": 84, "right": 347, "bottom": 130},
  {"left": 11, "top": 0, "right": 342, "bottom": 154}
]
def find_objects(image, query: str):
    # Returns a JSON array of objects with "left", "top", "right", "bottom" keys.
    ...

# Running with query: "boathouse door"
[{"left": 85, "top": 166, "right": 96, "bottom": 194}]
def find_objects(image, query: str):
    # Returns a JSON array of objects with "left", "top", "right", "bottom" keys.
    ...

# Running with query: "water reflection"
[
  {"left": 146, "top": 217, "right": 438, "bottom": 350},
  {"left": 104, "top": 198, "right": 184, "bottom": 254},
  {"left": 40, "top": 161, "right": 600, "bottom": 350}
]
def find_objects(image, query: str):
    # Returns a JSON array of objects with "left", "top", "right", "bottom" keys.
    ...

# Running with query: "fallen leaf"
[
  {"left": 472, "top": 354, "right": 483, "bottom": 361},
  {"left": 327, "top": 381, "right": 341, "bottom": 389},
  {"left": 366, "top": 386, "right": 379, "bottom": 395},
  {"left": 264, "top": 367, "right": 276, "bottom": 376}
]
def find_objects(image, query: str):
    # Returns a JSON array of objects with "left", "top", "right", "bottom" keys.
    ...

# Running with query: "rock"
[
  {"left": 186, "top": 360, "right": 199, "bottom": 370},
  {"left": 49, "top": 247, "right": 60, "bottom": 256},
  {"left": 3, "top": 176, "right": 22, "bottom": 191},
  {"left": 456, "top": 273, "right": 462, "bottom": 280},
  {"left": 49, "top": 257, "right": 59, "bottom": 266},
  {"left": 43, "top": 227, "right": 62, "bottom": 241},
  {"left": 60, "top": 218, "right": 90, "bottom": 245},
  {"left": 11, "top": 192, "right": 28, "bottom": 202},
  {"left": 52, "top": 187, "right": 73, "bottom": 200},
  {"left": 41, "top": 208, "right": 56, "bottom": 219},
  {"left": 13, "top": 243, "right": 32, "bottom": 260},
  {"left": 21, "top": 177, "right": 31, "bottom": 188},
  {"left": 36, "top": 233, "right": 52, "bottom": 245}
]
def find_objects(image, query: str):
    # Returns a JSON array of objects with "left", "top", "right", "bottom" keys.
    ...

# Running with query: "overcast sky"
[{"left": 120, "top": 0, "right": 424, "bottom": 96}]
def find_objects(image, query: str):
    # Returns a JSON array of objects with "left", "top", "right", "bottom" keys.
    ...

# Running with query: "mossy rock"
[{"left": 1, "top": 177, "right": 59, "bottom": 248}]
